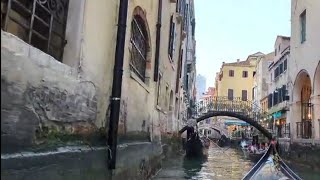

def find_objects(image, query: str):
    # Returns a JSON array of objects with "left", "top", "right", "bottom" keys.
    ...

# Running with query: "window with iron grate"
[
  {"left": 130, "top": 15, "right": 148, "bottom": 82},
  {"left": 1, "top": 0, "right": 69, "bottom": 62}
]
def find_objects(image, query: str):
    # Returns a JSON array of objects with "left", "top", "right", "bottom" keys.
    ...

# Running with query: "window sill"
[
  {"left": 130, "top": 71, "right": 150, "bottom": 93},
  {"left": 156, "top": 105, "right": 167, "bottom": 114}
]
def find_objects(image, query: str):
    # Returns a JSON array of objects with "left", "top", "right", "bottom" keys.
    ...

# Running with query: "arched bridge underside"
[
  {"left": 179, "top": 111, "right": 272, "bottom": 140},
  {"left": 179, "top": 97, "right": 272, "bottom": 140}
]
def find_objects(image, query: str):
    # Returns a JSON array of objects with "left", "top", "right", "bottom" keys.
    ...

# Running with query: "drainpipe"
[
  {"left": 154, "top": 0, "right": 162, "bottom": 81},
  {"left": 107, "top": 0, "right": 129, "bottom": 170}
]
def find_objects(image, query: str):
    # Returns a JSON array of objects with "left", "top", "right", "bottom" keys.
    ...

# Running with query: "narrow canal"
[
  {"left": 153, "top": 145, "right": 253, "bottom": 180},
  {"left": 153, "top": 144, "right": 320, "bottom": 180}
]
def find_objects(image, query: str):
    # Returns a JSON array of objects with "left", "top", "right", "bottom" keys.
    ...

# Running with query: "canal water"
[
  {"left": 153, "top": 144, "right": 320, "bottom": 180},
  {"left": 153, "top": 145, "right": 254, "bottom": 180}
]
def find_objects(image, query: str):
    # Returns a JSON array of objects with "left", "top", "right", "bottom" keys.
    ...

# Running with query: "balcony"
[
  {"left": 277, "top": 123, "right": 290, "bottom": 138},
  {"left": 296, "top": 121, "right": 312, "bottom": 139}
]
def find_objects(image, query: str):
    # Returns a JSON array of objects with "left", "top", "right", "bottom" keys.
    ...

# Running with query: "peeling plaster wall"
[{"left": 1, "top": 31, "right": 98, "bottom": 153}]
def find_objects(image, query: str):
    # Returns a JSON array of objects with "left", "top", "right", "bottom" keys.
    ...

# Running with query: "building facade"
[
  {"left": 217, "top": 52, "right": 263, "bottom": 101},
  {"left": 288, "top": 0, "right": 320, "bottom": 144},
  {"left": 196, "top": 74, "right": 207, "bottom": 101},
  {"left": 267, "top": 36, "right": 291, "bottom": 138},
  {"left": 252, "top": 52, "right": 274, "bottom": 110},
  {"left": 1, "top": 0, "right": 197, "bottom": 178}
]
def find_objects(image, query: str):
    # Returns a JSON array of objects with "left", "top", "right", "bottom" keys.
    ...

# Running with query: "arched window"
[{"left": 130, "top": 15, "right": 148, "bottom": 81}]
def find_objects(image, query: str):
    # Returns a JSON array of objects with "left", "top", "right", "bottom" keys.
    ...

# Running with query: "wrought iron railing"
[
  {"left": 277, "top": 123, "right": 290, "bottom": 138},
  {"left": 194, "top": 96, "right": 267, "bottom": 119},
  {"left": 296, "top": 121, "right": 312, "bottom": 139},
  {"left": 1, "top": 0, "right": 69, "bottom": 61}
]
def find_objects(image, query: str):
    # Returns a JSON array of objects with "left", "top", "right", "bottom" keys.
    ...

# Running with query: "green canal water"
[{"left": 153, "top": 145, "right": 320, "bottom": 180}]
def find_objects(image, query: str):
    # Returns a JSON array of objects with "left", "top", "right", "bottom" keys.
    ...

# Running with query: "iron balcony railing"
[
  {"left": 277, "top": 123, "right": 290, "bottom": 138},
  {"left": 1, "top": 0, "right": 69, "bottom": 61},
  {"left": 296, "top": 121, "right": 312, "bottom": 139}
]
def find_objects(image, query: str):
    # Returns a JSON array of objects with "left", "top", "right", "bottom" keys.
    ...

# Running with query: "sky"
[{"left": 194, "top": 0, "right": 291, "bottom": 89}]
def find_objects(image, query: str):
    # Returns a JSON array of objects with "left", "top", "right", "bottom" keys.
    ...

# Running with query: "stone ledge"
[
  {"left": 1, "top": 31, "right": 78, "bottom": 78},
  {"left": 1, "top": 142, "right": 162, "bottom": 180}
]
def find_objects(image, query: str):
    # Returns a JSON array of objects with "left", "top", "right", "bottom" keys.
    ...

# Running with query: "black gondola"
[
  {"left": 185, "top": 126, "right": 209, "bottom": 157},
  {"left": 242, "top": 144, "right": 302, "bottom": 180}
]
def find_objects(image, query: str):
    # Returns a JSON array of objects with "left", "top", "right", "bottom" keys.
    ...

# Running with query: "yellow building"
[{"left": 216, "top": 52, "right": 264, "bottom": 101}]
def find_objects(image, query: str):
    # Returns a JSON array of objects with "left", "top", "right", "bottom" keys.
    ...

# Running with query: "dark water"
[{"left": 153, "top": 145, "right": 320, "bottom": 180}]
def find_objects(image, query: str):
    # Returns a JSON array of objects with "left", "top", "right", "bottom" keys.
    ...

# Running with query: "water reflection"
[
  {"left": 182, "top": 156, "right": 208, "bottom": 179},
  {"left": 154, "top": 146, "right": 253, "bottom": 180}
]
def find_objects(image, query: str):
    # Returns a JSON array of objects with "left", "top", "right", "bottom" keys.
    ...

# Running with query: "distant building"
[
  {"left": 196, "top": 74, "right": 207, "bottom": 101},
  {"left": 252, "top": 51, "right": 274, "bottom": 113},
  {"left": 216, "top": 52, "right": 264, "bottom": 101},
  {"left": 266, "top": 36, "right": 291, "bottom": 138}
]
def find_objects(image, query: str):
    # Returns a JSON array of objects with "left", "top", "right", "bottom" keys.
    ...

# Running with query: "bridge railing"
[{"left": 192, "top": 96, "right": 268, "bottom": 121}]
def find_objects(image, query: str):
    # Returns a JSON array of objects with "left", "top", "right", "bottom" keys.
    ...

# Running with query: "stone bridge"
[{"left": 179, "top": 96, "right": 272, "bottom": 140}]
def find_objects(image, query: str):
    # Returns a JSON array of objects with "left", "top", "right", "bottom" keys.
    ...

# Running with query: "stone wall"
[
  {"left": 1, "top": 32, "right": 99, "bottom": 153},
  {"left": 279, "top": 141, "right": 320, "bottom": 170},
  {"left": 1, "top": 142, "right": 162, "bottom": 180}
]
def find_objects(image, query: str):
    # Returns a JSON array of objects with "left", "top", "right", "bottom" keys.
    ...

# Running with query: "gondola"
[
  {"left": 185, "top": 124, "right": 210, "bottom": 157},
  {"left": 242, "top": 144, "right": 302, "bottom": 180}
]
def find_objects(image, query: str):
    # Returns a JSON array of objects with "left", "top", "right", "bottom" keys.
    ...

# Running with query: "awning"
[{"left": 224, "top": 120, "right": 250, "bottom": 126}]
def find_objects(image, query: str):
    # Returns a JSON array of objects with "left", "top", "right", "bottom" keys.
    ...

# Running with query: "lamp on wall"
[{"left": 308, "top": 113, "right": 312, "bottom": 119}]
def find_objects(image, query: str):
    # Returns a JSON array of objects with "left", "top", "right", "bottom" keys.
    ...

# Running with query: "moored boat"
[{"left": 185, "top": 132, "right": 207, "bottom": 157}]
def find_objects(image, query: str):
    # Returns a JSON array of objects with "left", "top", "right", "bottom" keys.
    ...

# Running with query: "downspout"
[
  {"left": 154, "top": 0, "right": 162, "bottom": 81},
  {"left": 107, "top": 0, "right": 129, "bottom": 170}
]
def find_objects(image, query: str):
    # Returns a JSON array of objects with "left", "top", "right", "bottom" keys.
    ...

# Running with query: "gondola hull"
[
  {"left": 242, "top": 145, "right": 302, "bottom": 180},
  {"left": 185, "top": 136, "right": 209, "bottom": 157}
]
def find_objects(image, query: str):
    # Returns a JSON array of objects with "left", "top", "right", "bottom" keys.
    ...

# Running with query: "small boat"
[
  {"left": 185, "top": 127, "right": 210, "bottom": 157},
  {"left": 242, "top": 144, "right": 302, "bottom": 180},
  {"left": 185, "top": 132, "right": 207, "bottom": 157},
  {"left": 217, "top": 134, "right": 230, "bottom": 147},
  {"left": 240, "top": 140, "right": 268, "bottom": 162}
]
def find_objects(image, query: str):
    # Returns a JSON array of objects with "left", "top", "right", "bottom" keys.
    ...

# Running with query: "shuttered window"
[
  {"left": 228, "top": 89, "right": 233, "bottom": 100},
  {"left": 229, "top": 70, "right": 234, "bottom": 77},
  {"left": 284, "top": 59, "right": 287, "bottom": 71},
  {"left": 242, "top": 71, "right": 248, "bottom": 78},
  {"left": 242, "top": 90, "right": 247, "bottom": 101},
  {"left": 300, "top": 10, "right": 306, "bottom": 43},
  {"left": 168, "top": 15, "right": 176, "bottom": 60}
]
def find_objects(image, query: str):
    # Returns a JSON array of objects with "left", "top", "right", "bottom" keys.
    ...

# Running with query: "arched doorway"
[
  {"left": 313, "top": 62, "right": 320, "bottom": 139},
  {"left": 292, "top": 70, "right": 313, "bottom": 139}
]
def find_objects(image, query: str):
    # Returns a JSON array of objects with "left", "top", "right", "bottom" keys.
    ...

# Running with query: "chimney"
[
  {"left": 222, "top": 62, "right": 225, "bottom": 65},
  {"left": 237, "top": 59, "right": 240, "bottom": 62}
]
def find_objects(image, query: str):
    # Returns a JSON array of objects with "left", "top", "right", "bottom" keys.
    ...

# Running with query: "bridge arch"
[{"left": 179, "top": 111, "right": 272, "bottom": 140}]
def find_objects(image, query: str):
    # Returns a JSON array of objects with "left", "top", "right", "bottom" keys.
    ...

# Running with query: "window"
[
  {"left": 270, "top": 73, "right": 273, "bottom": 81},
  {"left": 284, "top": 59, "right": 287, "bottom": 71},
  {"left": 242, "top": 90, "right": 247, "bottom": 101},
  {"left": 228, "top": 89, "right": 234, "bottom": 100},
  {"left": 253, "top": 71, "right": 256, "bottom": 77},
  {"left": 279, "top": 63, "right": 284, "bottom": 74},
  {"left": 278, "top": 44, "right": 281, "bottom": 52},
  {"left": 168, "top": 15, "right": 176, "bottom": 60},
  {"left": 1, "top": 0, "right": 70, "bottom": 61},
  {"left": 130, "top": 15, "right": 148, "bottom": 81},
  {"left": 156, "top": 73, "right": 162, "bottom": 106},
  {"left": 275, "top": 49, "right": 277, "bottom": 56},
  {"left": 242, "top": 71, "right": 248, "bottom": 78},
  {"left": 268, "top": 94, "right": 273, "bottom": 108},
  {"left": 300, "top": 10, "right": 306, "bottom": 43},
  {"left": 252, "top": 87, "right": 255, "bottom": 100},
  {"left": 229, "top": 70, "right": 234, "bottom": 77},
  {"left": 274, "top": 67, "right": 279, "bottom": 79}
]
